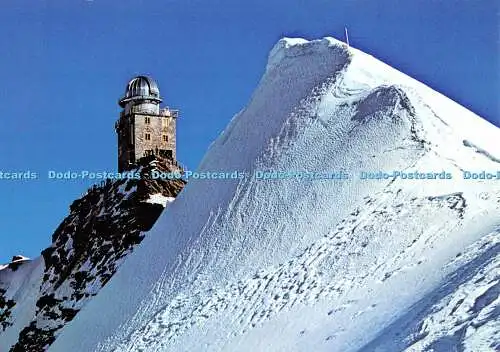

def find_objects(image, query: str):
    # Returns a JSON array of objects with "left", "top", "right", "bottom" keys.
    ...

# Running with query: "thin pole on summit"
[{"left": 345, "top": 27, "right": 350, "bottom": 47}]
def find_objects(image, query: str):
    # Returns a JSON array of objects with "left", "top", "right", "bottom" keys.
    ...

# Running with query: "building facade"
[{"left": 115, "top": 76, "right": 179, "bottom": 172}]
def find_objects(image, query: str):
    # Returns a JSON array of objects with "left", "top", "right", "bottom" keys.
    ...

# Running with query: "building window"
[
  {"left": 162, "top": 134, "right": 168, "bottom": 142},
  {"left": 145, "top": 116, "right": 151, "bottom": 124},
  {"left": 145, "top": 133, "right": 151, "bottom": 141},
  {"left": 162, "top": 118, "right": 168, "bottom": 127}
]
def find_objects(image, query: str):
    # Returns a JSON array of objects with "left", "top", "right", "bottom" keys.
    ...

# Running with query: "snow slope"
[
  {"left": 50, "top": 37, "right": 500, "bottom": 352},
  {"left": 0, "top": 258, "right": 44, "bottom": 350}
]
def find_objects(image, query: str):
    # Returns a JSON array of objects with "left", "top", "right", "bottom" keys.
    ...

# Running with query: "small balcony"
[{"left": 120, "top": 106, "right": 179, "bottom": 118}]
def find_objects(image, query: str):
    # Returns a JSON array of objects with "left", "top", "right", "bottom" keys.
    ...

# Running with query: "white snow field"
[{"left": 50, "top": 37, "right": 500, "bottom": 352}]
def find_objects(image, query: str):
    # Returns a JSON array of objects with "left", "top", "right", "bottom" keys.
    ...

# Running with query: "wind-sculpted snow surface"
[
  {"left": 362, "top": 229, "right": 500, "bottom": 352},
  {"left": 50, "top": 37, "right": 500, "bottom": 352}
]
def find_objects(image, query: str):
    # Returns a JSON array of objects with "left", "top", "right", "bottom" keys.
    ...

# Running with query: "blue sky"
[{"left": 0, "top": 0, "right": 498, "bottom": 262}]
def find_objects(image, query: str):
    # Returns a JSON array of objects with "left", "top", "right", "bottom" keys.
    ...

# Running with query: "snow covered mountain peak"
[
  {"left": 4, "top": 36, "right": 500, "bottom": 352},
  {"left": 47, "top": 36, "right": 499, "bottom": 351},
  {"left": 266, "top": 36, "right": 350, "bottom": 73}
]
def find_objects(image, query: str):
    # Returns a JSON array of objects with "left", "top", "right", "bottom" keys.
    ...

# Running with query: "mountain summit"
[
  {"left": 52, "top": 37, "right": 499, "bottom": 352},
  {"left": 4, "top": 36, "right": 500, "bottom": 351}
]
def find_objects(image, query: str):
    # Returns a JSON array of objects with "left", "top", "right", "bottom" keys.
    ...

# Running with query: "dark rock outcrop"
[{"left": 6, "top": 157, "right": 186, "bottom": 351}]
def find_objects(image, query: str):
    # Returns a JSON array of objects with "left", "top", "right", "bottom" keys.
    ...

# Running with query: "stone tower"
[{"left": 115, "top": 76, "right": 179, "bottom": 172}]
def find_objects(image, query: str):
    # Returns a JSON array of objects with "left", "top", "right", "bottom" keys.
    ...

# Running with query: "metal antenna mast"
[{"left": 345, "top": 27, "right": 350, "bottom": 47}]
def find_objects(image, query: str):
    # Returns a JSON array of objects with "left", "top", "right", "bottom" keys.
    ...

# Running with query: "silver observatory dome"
[{"left": 119, "top": 75, "right": 162, "bottom": 108}]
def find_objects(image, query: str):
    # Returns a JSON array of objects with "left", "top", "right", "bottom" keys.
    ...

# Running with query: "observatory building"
[{"left": 115, "top": 76, "right": 179, "bottom": 172}]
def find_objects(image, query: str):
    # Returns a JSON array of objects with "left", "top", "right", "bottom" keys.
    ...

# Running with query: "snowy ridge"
[{"left": 49, "top": 37, "right": 500, "bottom": 351}]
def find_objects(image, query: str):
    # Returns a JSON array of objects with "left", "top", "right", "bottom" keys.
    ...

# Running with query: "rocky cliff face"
[{"left": 0, "top": 157, "right": 186, "bottom": 351}]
